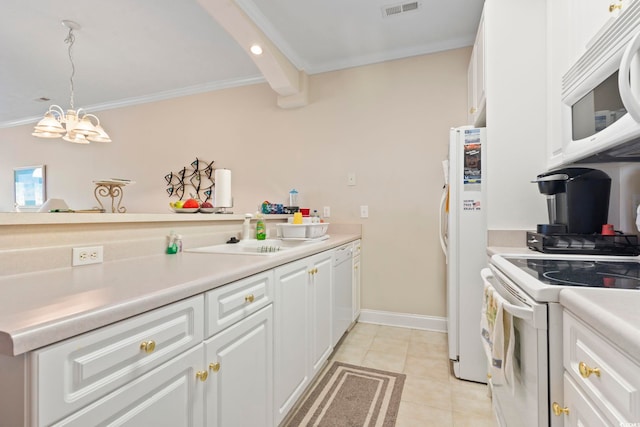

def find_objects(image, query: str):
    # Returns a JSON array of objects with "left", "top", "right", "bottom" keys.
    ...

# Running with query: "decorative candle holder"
[{"left": 93, "top": 179, "right": 134, "bottom": 213}]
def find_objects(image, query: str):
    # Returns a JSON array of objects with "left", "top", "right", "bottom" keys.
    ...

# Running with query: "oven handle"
[{"left": 481, "top": 268, "right": 534, "bottom": 323}]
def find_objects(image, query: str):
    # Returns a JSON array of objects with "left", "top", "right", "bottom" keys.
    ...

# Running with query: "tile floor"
[{"left": 329, "top": 322, "right": 496, "bottom": 427}]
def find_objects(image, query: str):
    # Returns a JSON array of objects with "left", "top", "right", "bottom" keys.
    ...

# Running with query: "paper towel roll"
[{"left": 214, "top": 169, "right": 232, "bottom": 207}]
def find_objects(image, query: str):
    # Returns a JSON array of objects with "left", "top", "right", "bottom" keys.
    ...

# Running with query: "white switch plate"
[
  {"left": 347, "top": 172, "right": 357, "bottom": 186},
  {"left": 72, "top": 246, "right": 104, "bottom": 266},
  {"left": 323, "top": 206, "right": 331, "bottom": 218},
  {"left": 360, "top": 205, "right": 369, "bottom": 218}
]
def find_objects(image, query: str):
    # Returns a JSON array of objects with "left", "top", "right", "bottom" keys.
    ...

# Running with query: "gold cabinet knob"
[
  {"left": 245, "top": 294, "right": 255, "bottom": 303},
  {"left": 610, "top": 2, "right": 622, "bottom": 12},
  {"left": 314, "top": 268, "right": 318, "bottom": 274},
  {"left": 469, "top": 107, "right": 477, "bottom": 114},
  {"left": 140, "top": 340, "right": 156, "bottom": 354},
  {"left": 196, "top": 370, "right": 209, "bottom": 382},
  {"left": 209, "top": 362, "right": 221, "bottom": 372},
  {"left": 552, "top": 402, "right": 570, "bottom": 416},
  {"left": 578, "top": 361, "right": 601, "bottom": 378},
  {"left": 309, "top": 269, "right": 315, "bottom": 275}
]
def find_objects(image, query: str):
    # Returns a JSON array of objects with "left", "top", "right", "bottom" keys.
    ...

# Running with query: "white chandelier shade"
[{"left": 32, "top": 21, "right": 111, "bottom": 144}]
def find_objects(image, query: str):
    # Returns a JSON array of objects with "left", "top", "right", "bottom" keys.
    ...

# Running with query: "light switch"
[
  {"left": 360, "top": 205, "right": 369, "bottom": 218},
  {"left": 348, "top": 173, "right": 357, "bottom": 186},
  {"left": 323, "top": 206, "right": 331, "bottom": 218}
]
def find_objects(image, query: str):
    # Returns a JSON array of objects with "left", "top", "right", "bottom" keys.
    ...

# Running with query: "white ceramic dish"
[
  {"left": 170, "top": 207, "right": 199, "bottom": 213},
  {"left": 199, "top": 207, "right": 215, "bottom": 213}
]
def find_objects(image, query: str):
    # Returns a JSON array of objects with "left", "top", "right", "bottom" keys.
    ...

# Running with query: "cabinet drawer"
[
  {"left": 205, "top": 270, "right": 274, "bottom": 337},
  {"left": 563, "top": 311, "right": 640, "bottom": 424},
  {"left": 33, "top": 295, "right": 204, "bottom": 427}
]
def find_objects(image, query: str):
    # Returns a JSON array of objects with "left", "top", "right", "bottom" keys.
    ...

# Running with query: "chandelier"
[{"left": 32, "top": 20, "right": 111, "bottom": 144}]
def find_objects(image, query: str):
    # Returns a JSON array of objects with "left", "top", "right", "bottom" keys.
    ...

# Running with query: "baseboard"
[{"left": 357, "top": 309, "right": 447, "bottom": 333}]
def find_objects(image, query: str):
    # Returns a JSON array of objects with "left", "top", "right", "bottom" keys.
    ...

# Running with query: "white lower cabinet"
[
  {"left": 558, "top": 310, "right": 640, "bottom": 426},
  {"left": 204, "top": 305, "right": 273, "bottom": 427},
  {"left": 0, "top": 244, "right": 360, "bottom": 427},
  {"left": 274, "top": 251, "right": 333, "bottom": 426},
  {"left": 52, "top": 344, "right": 205, "bottom": 426}
]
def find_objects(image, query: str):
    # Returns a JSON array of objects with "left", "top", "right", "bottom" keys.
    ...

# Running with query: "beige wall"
[{"left": 0, "top": 48, "right": 470, "bottom": 317}]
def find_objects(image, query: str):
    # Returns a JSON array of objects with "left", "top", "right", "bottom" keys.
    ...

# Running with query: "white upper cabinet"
[
  {"left": 468, "top": 9, "right": 486, "bottom": 127},
  {"left": 566, "top": 0, "right": 627, "bottom": 62}
]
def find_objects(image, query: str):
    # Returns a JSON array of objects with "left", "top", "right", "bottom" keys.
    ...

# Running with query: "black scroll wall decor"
[{"left": 165, "top": 158, "right": 214, "bottom": 202}]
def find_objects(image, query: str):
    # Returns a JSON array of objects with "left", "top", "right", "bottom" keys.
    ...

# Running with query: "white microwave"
[{"left": 561, "top": 6, "right": 640, "bottom": 164}]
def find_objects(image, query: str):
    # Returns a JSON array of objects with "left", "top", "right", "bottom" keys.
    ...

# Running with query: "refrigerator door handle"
[{"left": 439, "top": 184, "right": 448, "bottom": 262}]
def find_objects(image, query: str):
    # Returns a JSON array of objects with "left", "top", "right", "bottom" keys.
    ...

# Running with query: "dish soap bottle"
[{"left": 256, "top": 213, "right": 266, "bottom": 240}]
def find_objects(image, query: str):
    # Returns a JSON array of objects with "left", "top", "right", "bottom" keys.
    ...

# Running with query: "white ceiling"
[{"left": 0, "top": 0, "right": 484, "bottom": 127}]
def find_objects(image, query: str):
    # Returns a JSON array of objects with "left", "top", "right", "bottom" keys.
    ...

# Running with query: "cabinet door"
[
  {"left": 204, "top": 305, "right": 273, "bottom": 427},
  {"left": 352, "top": 255, "right": 361, "bottom": 322},
  {"left": 567, "top": 0, "right": 619, "bottom": 61},
  {"left": 310, "top": 252, "right": 333, "bottom": 376},
  {"left": 51, "top": 344, "right": 205, "bottom": 427},
  {"left": 274, "top": 259, "right": 311, "bottom": 425},
  {"left": 562, "top": 373, "right": 610, "bottom": 427}
]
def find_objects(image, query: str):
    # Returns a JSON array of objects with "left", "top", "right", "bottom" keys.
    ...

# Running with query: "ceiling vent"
[{"left": 382, "top": 2, "right": 420, "bottom": 18}]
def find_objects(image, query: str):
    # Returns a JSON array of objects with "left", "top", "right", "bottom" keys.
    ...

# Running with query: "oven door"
[{"left": 482, "top": 267, "right": 552, "bottom": 427}]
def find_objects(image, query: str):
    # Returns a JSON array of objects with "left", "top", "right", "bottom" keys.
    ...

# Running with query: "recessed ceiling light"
[{"left": 250, "top": 44, "right": 263, "bottom": 55}]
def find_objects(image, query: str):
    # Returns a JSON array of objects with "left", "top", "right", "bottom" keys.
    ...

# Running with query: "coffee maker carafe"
[{"left": 533, "top": 167, "right": 611, "bottom": 234}]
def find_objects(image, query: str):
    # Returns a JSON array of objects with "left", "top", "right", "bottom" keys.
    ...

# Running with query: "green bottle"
[{"left": 256, "top": 215, "right": 266, "bottom": 240}]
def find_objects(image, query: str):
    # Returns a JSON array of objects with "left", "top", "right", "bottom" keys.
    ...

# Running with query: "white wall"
[{"left": 0, "top": 49, "right": 470, "bottom": 318}]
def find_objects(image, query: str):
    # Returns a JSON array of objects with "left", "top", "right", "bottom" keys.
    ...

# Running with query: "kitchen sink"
[{"left": 186, "top": 239, "right": 314, "bottom": 256}]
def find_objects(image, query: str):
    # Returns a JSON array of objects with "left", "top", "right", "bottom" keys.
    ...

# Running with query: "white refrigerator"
[{"left": 439, "top": 126, "right": 488, "bottom": 384}]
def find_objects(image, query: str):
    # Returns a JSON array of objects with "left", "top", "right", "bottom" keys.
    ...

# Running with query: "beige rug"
[{"left": 287, "top": 362, "right": 406, "bottom": 427}]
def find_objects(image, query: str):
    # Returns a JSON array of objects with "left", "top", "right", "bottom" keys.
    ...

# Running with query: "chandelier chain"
[{"left": 64, "top": 27, "right": 76, "bottom": 110}]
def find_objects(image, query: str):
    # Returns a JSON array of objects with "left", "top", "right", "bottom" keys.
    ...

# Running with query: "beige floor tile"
[
  {"left": 369, "top": 335, "right": 410, "bottom": 356},
  {"left": 375, "top": 325, "right": 413, "bottom": 340},
  {"left": 350, "top": 322, "right": 379, "bottom": 336},
  {"left": 450, "top": 379, "right": 493, "bottom": 418},
  {"left": 401, "top": 376, "right": 452, "bottom": 411},
  {"left": 330, "top": 345, "right": 368, "bottom": 365},
  {"left": 396, "top": 401, "right": 453, "bottom": 427},
  {"left": 452, "top": 411, "right": 497, "bottom": 427},
  {"left": 407, "top": 339, "right": 449, "bottom": 360},
  {"left": 361, "top": 350, "right": 406, "bottom": 373},
  {"left": 411, "top": 328, "right": 448, "bottom": 345},
  {"left": 404, "top": 355, "right": 451, "bottom": 383},
  {"left": 341, "top": 330, "right": 375, "bottom": 348}
]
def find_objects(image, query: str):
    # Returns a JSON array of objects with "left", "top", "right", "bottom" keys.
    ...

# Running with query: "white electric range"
[{"left": 485, "top": 252, "right": 640, "bottom": 427}]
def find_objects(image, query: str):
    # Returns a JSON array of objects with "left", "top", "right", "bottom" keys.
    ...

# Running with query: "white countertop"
[
  {"left": 559, "top": 288, "right": 640, "bottom": 362},
  {"left": 0, "top": 234, "right": 359, "bottom": 356}
]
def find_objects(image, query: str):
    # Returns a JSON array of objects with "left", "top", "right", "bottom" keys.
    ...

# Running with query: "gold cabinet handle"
[
  {"left": 552, "top": 402, "right": 570, "bottom": 416},
  {"left": 196, "top": 370, "right": 208, "bottom": 382},
  {"left": 578, "top": 361, "right": 601, "bottom": 378},
  {"left": 209, "top": 362, "right": 221, "bottom": 372},
  {"left": 245, "top": 294, "right": 255, "bottom": 303},
  {"left": 140, "top": 340, "right": 156, "bottom": 354},
  {"left": 610, "top": 2, "right": 622, "bottom": 12}
]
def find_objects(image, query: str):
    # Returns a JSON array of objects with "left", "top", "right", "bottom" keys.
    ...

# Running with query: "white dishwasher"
[{"left": 332, "top": 244, "right": 353, "bottom": 346}]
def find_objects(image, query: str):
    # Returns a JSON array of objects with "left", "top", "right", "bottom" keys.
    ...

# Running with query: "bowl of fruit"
[
  {"left": 199, "top": 201, "right": 214, "bottom": 213},
  {"left": 169, "top": 198, "right": 200, "bottom": 213}
]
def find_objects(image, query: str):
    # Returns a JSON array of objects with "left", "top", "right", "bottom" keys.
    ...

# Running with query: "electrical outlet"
[
  {"left": 360, "top": 205, "right": 369, "bottom": 218},
  {"left": 72, "top": 246, "right": 104, "bottom": 266},
  {"left": 323, "top": 206, "right": 331, "bottom": 218}
]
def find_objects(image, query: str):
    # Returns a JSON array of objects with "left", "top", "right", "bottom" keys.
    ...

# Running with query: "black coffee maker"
[
  {"left": 533, "top": 167, "right": 611, "bottom": 234},
  {"left": 525, "top": 167, "right": 640, "bottom": 254}
]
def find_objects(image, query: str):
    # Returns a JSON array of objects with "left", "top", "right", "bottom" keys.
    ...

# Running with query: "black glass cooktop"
[{"left": 504, "top": 257, "right": 640, "bottom": 289}]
